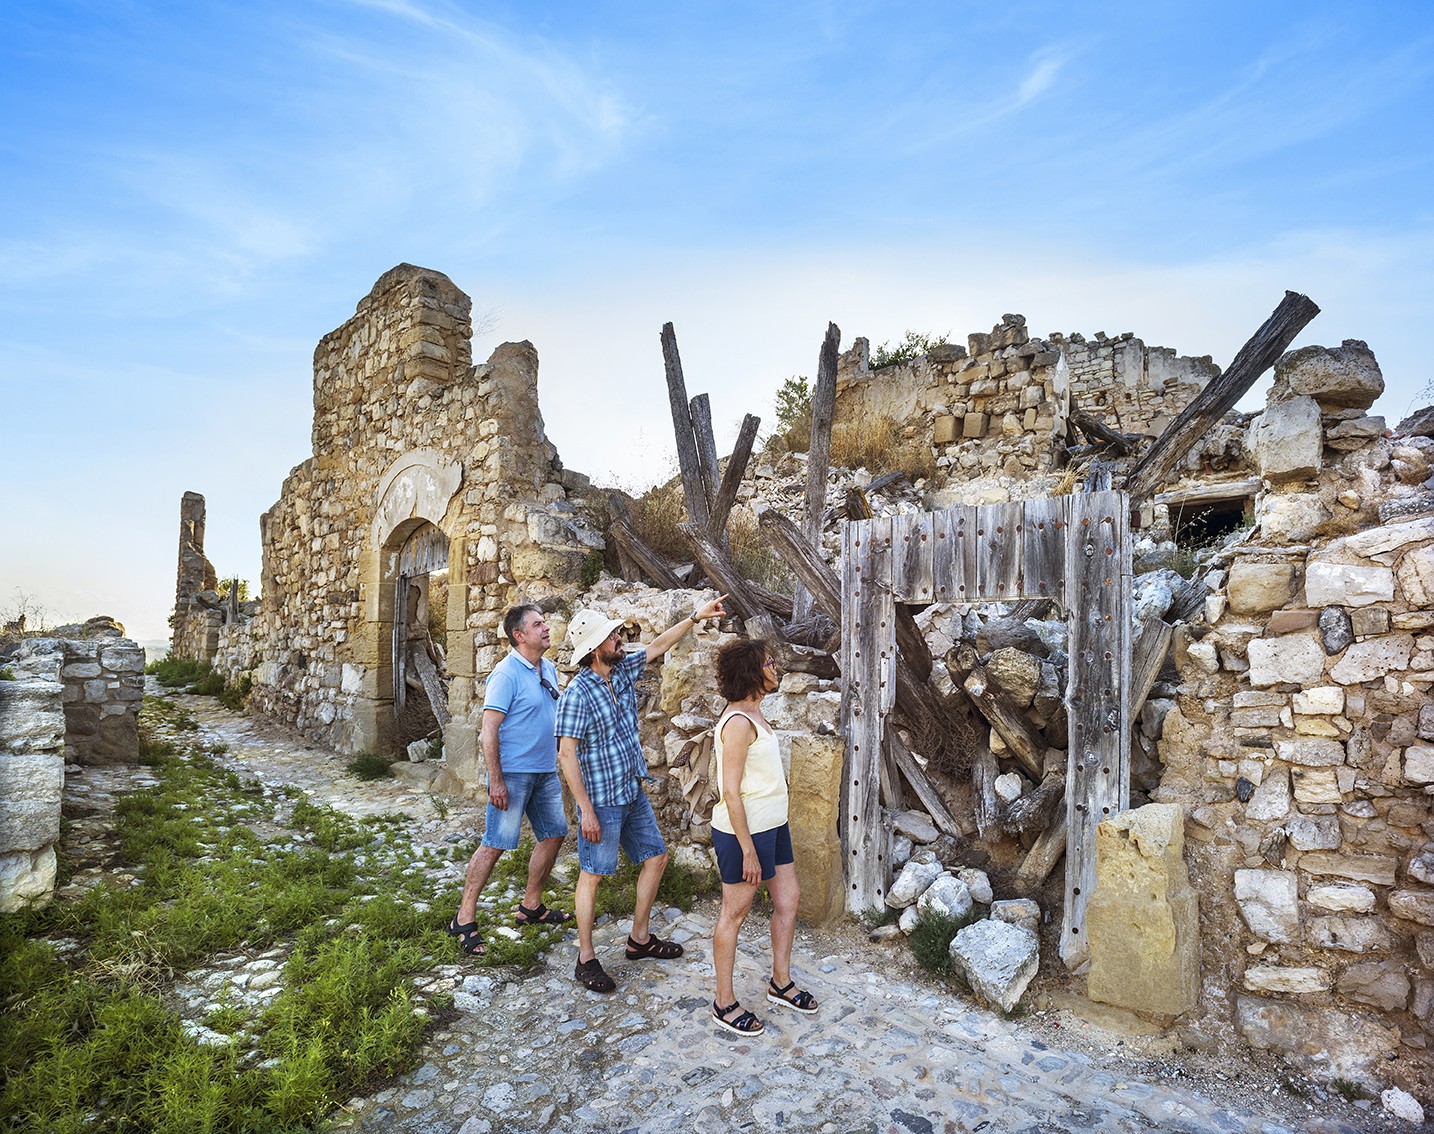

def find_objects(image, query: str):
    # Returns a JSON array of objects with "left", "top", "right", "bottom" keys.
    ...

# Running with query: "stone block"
[
  {"left": 1250, "top": 396, "right": 1322, "bottom": 483},
  {"left": 1300, "top": 852, "right": 1397, "bottom": 886},
  {"left": 1397, "top": 544, "right": 1434, "bottom": 607},
  {"left": 99, "top": 646, "right": 145, "bottom": 674},
  {"left": 0, "top": 678, "right": 64, "bottom": 754},
  {"left": 1287, "top": 813, "right": 1341, "bottom": 851},
  {"left": 1276, "top": 340, "right": 1384, "bottom": 409},
  {"left": 1236, "top": 995, "right": 1400, "bottom": 1080},
  {"left": 990, "top": 898, "right": 1041, "bottom": 936},
  {"left": 1303, "top": 562, "right": 1394, "bottom": 609},
  {"left": 917, "top": 874, "right": 973, "bottom": 921},
  {"left": 1087, "top": 804, "right": 1199, "bottom": 1016},
  {"left": 1292, "top": 687, "right": 1344, "bottom": 716},
  {"left": 933, "top": 415, "right": 957, "bottom": 444},
  {"left": 1309, "top": 916, "right": 1392, "bottom": 953},
  {"left": 1234, "top": 868, "right": 1300, "bottom": 944},
  {"left": 1405, "top": 745, "right": 1434, "bottom": 784},
  {"left": 1274, "top": 738, "right": 1344, "bottom": 767},
  {"left": 949, "top": 918, "right": 1039, "bottom": 1013},
  {"left": 0, "top": 847, "right": 57, "bottom": 912},
  {"left": 887, "top": 854, "right": 943, "bottom": 909},
  {"left": 962, "top": 413, "right": 988, "bottom": 438},
  {"left": 1227, "top": 562, "right": 1297, "bottom": 614},
  {"left": 1349, "top": 607, "right": 1390, "bottom": 638},
  {"left": 1257, "top": 493, "right": 1328, "bottom": 543},
  {"left": 1246, "top": 634, "right": 1325, "bottom": 687},
  {"left": 1337, "top": 961, "right": 1409, "bottom": 1010},
  {"left": 1244, "top": 965, "right": 1330, "bottom": 993},
  {"left": 60, "top": 662, "right": 101, "bottom": 679},
  {"left": 1329, "top": 635, "right": 1415, "bottom": 685},
  {"left": 1389, "top": 889, "right": 1434, "bottom": 927},
  {"left": 1245, "top": 766, "right": 1290, "bottom": 821},
  {"left": 1306, "top": 884, "right": 1375, "bottom": 912},
  {"left": 1291, "top": 767, "right": 1341, "bottom": 804},
  {"left": 788, "top": 734, "right": 844, "bottom": 925}
]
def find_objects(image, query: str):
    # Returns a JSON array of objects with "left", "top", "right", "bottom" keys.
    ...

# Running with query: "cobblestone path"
[{"left": 136, "top": 693, "right": 1389, "bottom": 1134}]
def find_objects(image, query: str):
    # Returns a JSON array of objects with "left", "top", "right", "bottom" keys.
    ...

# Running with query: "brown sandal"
[
  {"left": 574, "top": 957, "right": 616, "bottom": 993},
  {"left": 625, "top": 933, "right": 684, "bottom": 960}
]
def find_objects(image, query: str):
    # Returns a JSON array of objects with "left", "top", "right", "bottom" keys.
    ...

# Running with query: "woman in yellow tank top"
[{"left": 709, "top": 638, "right": 819, "bottom": 1036}]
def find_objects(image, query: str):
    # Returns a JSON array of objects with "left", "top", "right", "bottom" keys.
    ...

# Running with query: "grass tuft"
[
  {"left": 346, "top": 751, "right": 395, "bottom": 781},
  {"left": 909, "top": 907, "right": 979, "bottom": 977}
]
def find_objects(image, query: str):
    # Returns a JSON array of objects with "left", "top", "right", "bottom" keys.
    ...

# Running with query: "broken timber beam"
[
  {"left": 1014, "top": 811, "right": 1067, "bottom": 892},
  {"left": 889, "top": 730, "right": 963, "bottom": 838},
  {"left": 709, "top": 413, "right": 761, "bottom": 542},
  {"left": 678, "top": 521, "right": 779, "bottom": 640},
  {"left": 795, "top": 322, "right": 840, "bottom": 620},
  {"left": 689, "top": 393, "right": 722, "bottom": 533},
  {"left": 963, "top": 667, "right": 1043, "bottom": 779},
  {"left": 607, "top": 493, "right": 686, "bottom": 590},
  {"left": 1123, "top": 291, "right": 1320, "bottom": 502},
  {"left": 1070, "top": 396, "right": 1138, "bottom": 456},
  {"left": 660, "top": 323, "right": 712, "bottom": 532}
]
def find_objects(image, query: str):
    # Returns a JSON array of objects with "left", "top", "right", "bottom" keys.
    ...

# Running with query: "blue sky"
[{"left": 3, "top": 0, "right": 1432, "bottom": 643}]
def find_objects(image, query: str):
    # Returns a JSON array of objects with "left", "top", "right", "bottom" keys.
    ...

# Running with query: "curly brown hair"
[{"left": 715, "top": 638, "right": 772, "bottom": 702}]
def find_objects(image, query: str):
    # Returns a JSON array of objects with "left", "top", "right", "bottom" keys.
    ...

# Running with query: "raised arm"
[{"left": 645, "top": 593, "right": 728, "bottom": 662}]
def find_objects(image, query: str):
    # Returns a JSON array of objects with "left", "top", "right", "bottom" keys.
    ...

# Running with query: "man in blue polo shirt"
[
  {"left": 556, "top": 593, "right": 726, "bottom": 993},
  {"left": 447, "top": 604, "right": 571, "bottom": 957}
]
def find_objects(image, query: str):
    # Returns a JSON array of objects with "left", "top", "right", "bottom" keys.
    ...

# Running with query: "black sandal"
[
  {"left": 574, "top": 957, "right": 616, "bottom": 993},
  {"left": 446, "top": 914, "right": 485, "bottom": 956},
  {"left": 625, "top": 933, "right": 684, "bottom": 960},
  {"left": 767, "top": 978, "right": 817, "bottom": 1013},
  {"left": 515, "top": 901, "right": 573, "bottom": 927},
  {"left": 713, "top": 999, "right": 764, "bottom": 1035}
]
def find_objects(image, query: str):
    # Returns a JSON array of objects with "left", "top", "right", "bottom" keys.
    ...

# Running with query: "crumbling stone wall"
[
  {"left": 0, "top": 667, "right": 64, "bottom": 911},
  {"left": 1150, "top": 342, "right": 1434, "bottom": 1089},
  {"left": 171, "top": 491, "right": 221, "bottom": 661},
  {"left": 202, "top": 265, "right": 600, "bottom": 788},
  {"left": 835, "top": 314, "right": 1219, "bottom": 493},
  {"left": 11, "top": 636, "right": 144, "bottom": 765}
]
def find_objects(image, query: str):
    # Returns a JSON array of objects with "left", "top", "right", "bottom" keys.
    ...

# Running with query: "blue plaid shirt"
[{"left": 554, "top": 649, "right": 649, "bottom": 807}]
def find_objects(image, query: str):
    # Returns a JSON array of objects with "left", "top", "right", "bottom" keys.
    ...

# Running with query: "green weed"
[
  {"left": 346, "top": 751, "right": 395, "bottom": 781},
  {"left": 909, "top": 907, "right": 979, "bottom": 977},
  {"left": 0, "top": 665, "right": 14, "bottom": 681},
  {"left": 1330, "top": 1078, "right": 1370, "bottom": 1102}
]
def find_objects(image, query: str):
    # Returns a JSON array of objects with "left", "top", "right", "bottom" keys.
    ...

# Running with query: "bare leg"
[
  {"left": 522, "top": 835, "right": 564, "bottom": 910},
  {"left": 574, "top": 869, "right": 602, "bottom": 963},
  {"left": 713, "top": 880, "right": 758, "bottom": 1009},
  {"left": 629, "top": 851, "right": 669, "bottom": 944},
  {"left": 766, "top": 863, "right": 801, "bottom": 989},
  {"left": 457, "top": 845, "right": 504, "bottom": 924}
]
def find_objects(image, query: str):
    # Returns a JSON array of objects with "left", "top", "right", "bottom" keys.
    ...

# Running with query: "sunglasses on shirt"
[{"left": 537, "top": 670, "right": 559, "bottom": 700}]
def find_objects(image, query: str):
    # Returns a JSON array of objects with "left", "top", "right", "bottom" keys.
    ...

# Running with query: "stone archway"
[
  {"left": 839, "top": 490, "right": 1132, "bottom": 968},
  {"left": 393, "top": 522, "right": 451, "bottom": 747}
]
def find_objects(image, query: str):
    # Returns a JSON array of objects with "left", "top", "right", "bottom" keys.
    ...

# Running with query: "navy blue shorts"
[{"left": 712, "top": 823, "right": 793, "bottom": 884}]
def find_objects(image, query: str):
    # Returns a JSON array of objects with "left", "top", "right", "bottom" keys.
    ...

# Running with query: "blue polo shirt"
[{"left": 482, "top": 650, "right": 560, "bottom": 774}]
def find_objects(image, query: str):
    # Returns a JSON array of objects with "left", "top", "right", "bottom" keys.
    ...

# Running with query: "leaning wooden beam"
[
  {"left": 1130, "top": 618, "right": 1174, "bottom": 720},
  {"left": 1014, "top": 811, "right": 1067, "bottom": 891},
  {"left": 758, "top": 508, "right": 843, "bottom": 617},
  {"left": 971, "top": 742, "right": 1001, "bottom": 839},
  {"left": 678, "top": 521, "right": 779, "bottom": 640},
  {"left": 606, "top": 494, "right": 687, "bottom": 590},
  {"left": 689, "top": 393, "right": 721, "bottom": 528},
  {"left": 746, "top": 581, "right": 795, "bottom": 620},
  {"left": 1001, "top": 771, "right": 1066, "bottom": 837},
  {"left": 1070, "top": 396, "right": 1138, "bottom": 456},
  {"left": 1124, "top": 291, "right": 1321, "bottom": 502},
  {"left": 963, "top": 667, "right": 1043, "bottom": 779},
  {"left": 889, "top": 731, "right": 963, "bottom": 838},
  {"left": 407, "top": 643, "right": 451, "bottom": 728},
  {"left": 795, "top": 322, "right": 840, "bottom": 619},
  {"left": 660, "top": 322, "right": 712, "bottom": 531},
  {"left": 709, "top": 413, "right": 761, "bottom": 542}
]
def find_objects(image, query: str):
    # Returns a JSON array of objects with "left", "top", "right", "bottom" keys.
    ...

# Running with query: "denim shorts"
[
  {"left": 576, "top": 792, "right": 667, "bottom": 876},
  {"left": 712, "top": 823, "right": 794, "bottom": 884},
  {"left": 480, "top": 771, "right": 569, "bottom": 851}
]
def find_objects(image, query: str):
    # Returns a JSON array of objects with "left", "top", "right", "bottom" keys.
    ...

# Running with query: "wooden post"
[
  {"left": 689, "top": 392, "right": 721, "bottom": 531},
  {"left": 795, "top": 322, "right": 839, "bottom": 619},
  {"left": 710, "top": 413, "right": 761, "bottom": 541},
  {"left": 677, "top": 521, "right": 778, "bottom": 641},
  {"left": 660, "top": 322, "right": 711, "bottom": 531},
  {"left": 1061, "top": 489, "right": 1131, "bottom": 969},
  {"left": 1124, "top": 292, "right": 1320, "bottom": 502}
]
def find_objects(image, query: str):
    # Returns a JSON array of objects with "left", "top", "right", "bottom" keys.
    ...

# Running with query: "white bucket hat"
[{"left": 566, "top": 608, "right": 626, "bottom": 664}]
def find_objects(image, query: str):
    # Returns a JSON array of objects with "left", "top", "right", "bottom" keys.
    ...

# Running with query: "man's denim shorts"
[
  {"left": 480, "top": 771, "right": 569, "bottom": 851},
  {"left": 576, "top": 792, "right": 667, "bottom": 876}
]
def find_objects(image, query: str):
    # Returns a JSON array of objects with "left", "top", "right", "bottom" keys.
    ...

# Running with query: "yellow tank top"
[{"left": 711, "top": 708, "right": 788, "bottom": 836}]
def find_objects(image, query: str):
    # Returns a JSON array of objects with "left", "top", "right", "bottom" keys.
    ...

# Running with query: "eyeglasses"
[
  {"left": 762, "top": 659, "right": 778, "bottom": 670},
  {"left": 605, "top": 630, "right": 624, "bottom": 643},
  {"left": 537, "top": 670, "right": 559, "bottom": 701}
]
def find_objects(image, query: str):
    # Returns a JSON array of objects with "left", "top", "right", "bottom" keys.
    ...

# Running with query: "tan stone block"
[
  {"left": 962, "top": 413, "right": 988, "bottom": 438},
  {"left": 933, "top": 415, "right": 957, "bottom": 444},
  {"left": 787, "top": 734, "right": 845, "bottom": 926},
  {"left": 1087, "top": 803, "right": 1200, "bottom": 1016},
  {"left": 442, "top": 720, "right": 482, "bottom": 794}
]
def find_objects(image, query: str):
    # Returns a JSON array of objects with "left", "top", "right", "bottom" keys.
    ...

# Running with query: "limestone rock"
[
  {"left": 917, "top": 874, "right": 973, "bottom": 922},
  {"left": 887, "top": 854, "right": 943, "bottom": 909},
  {"left": 1246, "top": 634, "right": 1325, "bottom": 688},
  {"left": 0, "top": 847, "right": 57, "bottom": 913},
  {"left": 1405, "top": 745, "right": 1434, "bottom": 784},
  {"left": 1299, "top": 852, "right": 1397, "bottom": 886},
  {"left": 1408, "top": 851, "right": 1434, "bottom": 885},
  {"left": 1257, "top": 493, "right": 1329, "bottom": 544},
  {"left": 1243, "top": 965, "right": 1330, "bottom": 994},
  {"left": 1381, "top": 1087, "right": 1425, "bottom": 1125},
  {"left": 1306, "top": 884, "right": 1375, "bottom": 912},
  {"left": 1325, "top": 415, "right": 1385, "bottom": 451},
  {"left": 1087, "top": 804, "right": 1200, "bottom": 1016},
  {"left": 893, "top": 809, "right": 939, "bottom": 844},
  {"left": 1329, "top": 635, "right": 1415, "bottom": 685},
  {"left": 1394, "top": 405, "right": 1434, "bottom": 438},
  {"left": 1336, "top": 960, "right": 1410, "bottom": 1011},
  {"left": 1236, "top": 995, "right": 1400, "bottom": 1080},
  {"left": 1286, "top": 813, "right": 1341, "bottom": 851},
  {"left": 1273, "top": 737, "right": 1344, "bottom": 767},
  {"left": 1245, "top": 766, "right": 1290, "bottom": 822},
  {"left": 990, "top": 898, "right": 1041, "bottom": 936},
  {"left": 1226, "top": 562, "right": 1296, "bottom": 614},
  {"left": 1234, "top": 868, "right": 1300, "bottom": 944},
  {"left": 985, "top": 647, "right": 1042, "bottom": 707},
  {"left": 993, "top": 772, "right": 1024, "bottom": 802},
  {"left": 1307, "top": 916, "right": 1392, "bottom": 953},
  {"left": 1250, "top": 396, "right": 1322, "bottom": 483},
  {"left": 1303, "top": 563, "right": 1394, "bottom": 609},
  {"left": 1397, "top": 544, "right": 1434, "bottom": 608},
  {"left": 948, "top": 918, "right": 1039, "bottom": 1013},
  {"left": 956, "top": 867, "right": 993, "bottom": 905},
  {"left": 1275, "top": 340, "right": 1385, "bottom": 410},
  {"left": 1389, "top": 889, "right": 1434, "bottom": 927}
]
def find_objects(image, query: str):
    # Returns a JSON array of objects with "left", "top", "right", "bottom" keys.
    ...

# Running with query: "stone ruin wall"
[
  {"left": 205, "top": 265, "right": 602, "bottom": 793},
  {"left": 834, "top": 314, "right": 1219, "bottom": 497},
  {"left": 171, "top": 490, "right": 221, "bottom": 662}
]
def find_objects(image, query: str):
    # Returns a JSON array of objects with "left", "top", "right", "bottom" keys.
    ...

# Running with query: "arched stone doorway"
[{"left": 394, "top": 522, "right": 451, "bottom": 748}]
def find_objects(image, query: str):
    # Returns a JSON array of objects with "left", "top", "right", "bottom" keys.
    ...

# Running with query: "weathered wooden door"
[{"left": 839, "top": 490, "right": 1131, "bottom": 968}]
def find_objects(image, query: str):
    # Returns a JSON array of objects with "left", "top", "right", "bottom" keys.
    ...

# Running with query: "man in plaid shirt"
[{"left": 557, "top": 593, "right": 727, "bottom": 994}]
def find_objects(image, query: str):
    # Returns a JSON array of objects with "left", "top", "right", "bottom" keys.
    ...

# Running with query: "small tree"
[
  {"left": 216, "top": 577, "right": 250, "bottom": 602},
  {"left": 870, "top": 330, "right": 950, "bottom": 370},
  {"left": 775, "top": 376, "right": 812, "bottom": 429}
]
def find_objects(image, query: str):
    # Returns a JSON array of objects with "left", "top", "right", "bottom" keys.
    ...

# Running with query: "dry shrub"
[
  {"left": 830, "top": 415, "right": 939, "bottom": 481},
  {"left": 729, "top": 511, "right": 794, "bottom": 594},
  {"left": 628, "top": 480, "right": 691, "bottom": 564}
]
